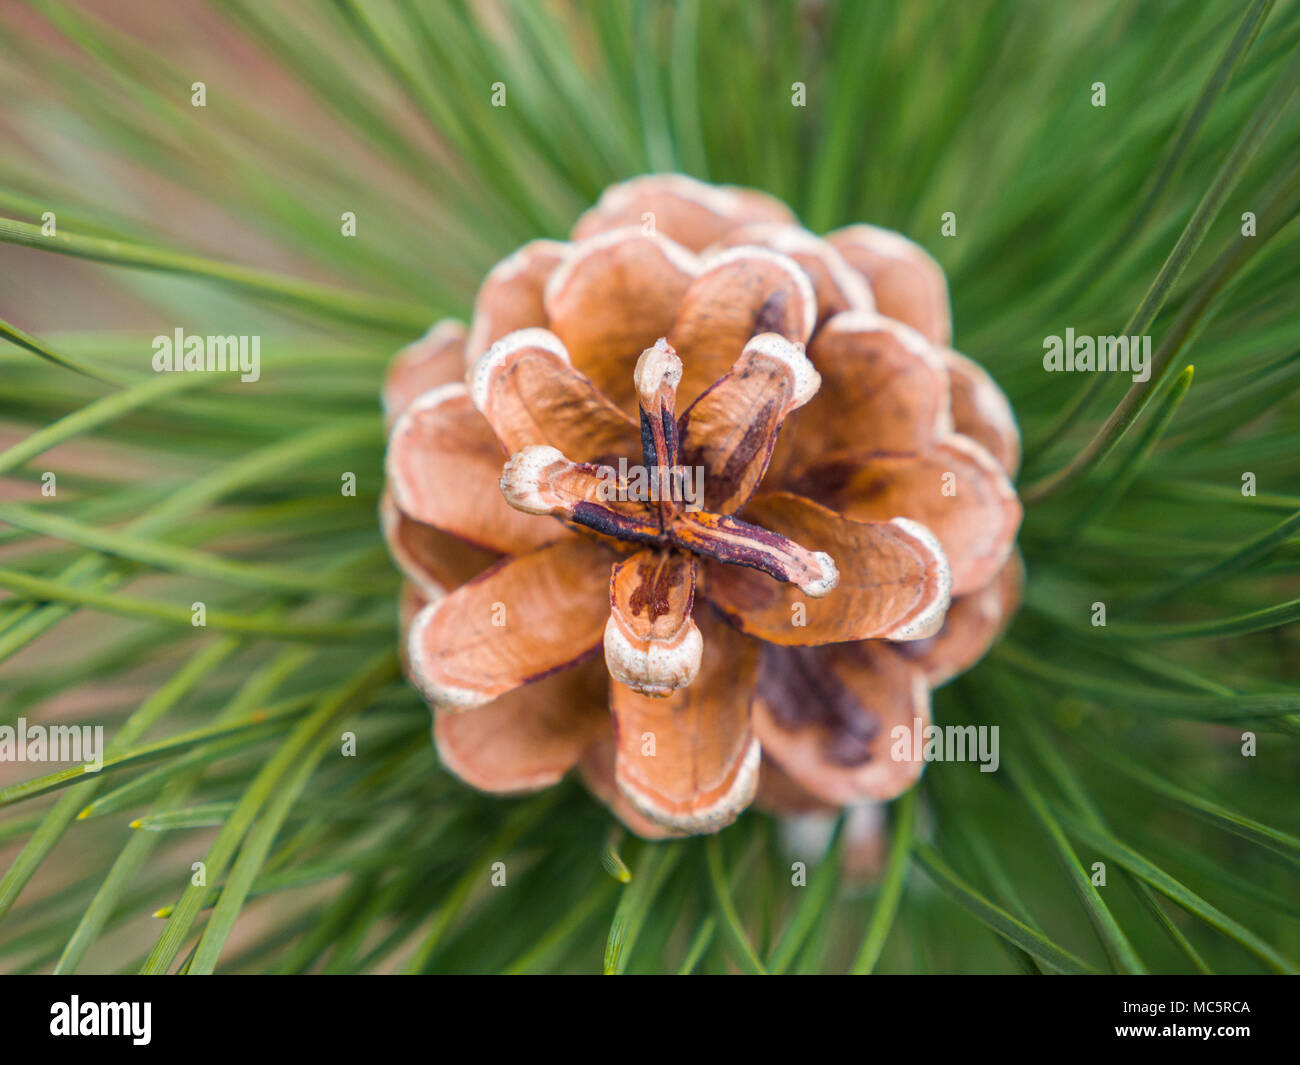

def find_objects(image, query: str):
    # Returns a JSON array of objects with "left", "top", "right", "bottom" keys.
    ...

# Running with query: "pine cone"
[{"left": 382, "top": 174, "right": 1023, "bottom": 837}]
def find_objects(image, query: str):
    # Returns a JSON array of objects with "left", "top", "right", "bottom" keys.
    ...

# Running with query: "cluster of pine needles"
[{"left": 0, "top": 0, "right": 1298, "bottom": 974}]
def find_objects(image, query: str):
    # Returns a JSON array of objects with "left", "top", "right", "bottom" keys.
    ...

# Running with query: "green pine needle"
[{"left": 1, "top": 0, "right": 1297, "bottom": 974}]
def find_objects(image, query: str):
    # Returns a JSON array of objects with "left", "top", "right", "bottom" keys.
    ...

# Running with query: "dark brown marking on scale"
[
  {"left": 752, "top": 289, "right": 789, "bottom": 337},
  {"left": 660, "top": 409, "right": 678, "bottom": 466},
  {"left": 667, "top": 511, "right": 813, "bottom": 586},
  {"left": 713, "top": 400, "right": 779, "bottom": 506},
  {"left": 524, "top": 337, "right": 832, "bottom": 598},
  {"left": 570, "top": 501, "right": 663, "bottom": 544},
  {"left": 636, "top": 354, "right": 683, "bottom": 521},
  {"left": 627, "top": 553, "right": 690, "bottom": 623},
  {"left": 759, "top": 645, "right": 879, "bottom": 766},
  {"left": 639, "top": 416, "right": 659, "bottom": 468},
  {"left": 786, "top": 459, "right": 858, "bottom": 504}
]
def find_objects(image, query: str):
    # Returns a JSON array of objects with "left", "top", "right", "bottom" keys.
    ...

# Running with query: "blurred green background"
[{"left": 0, "top": 0, "right": 1297, "bottom": 974}]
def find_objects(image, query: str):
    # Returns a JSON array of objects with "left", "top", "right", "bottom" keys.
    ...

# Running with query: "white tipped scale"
[
  {"left": 414, "top": 318, "right": 468, "bottom": 349},
  {"left": 618, "top": 736, "right": 762, "bottom": 835},
  {"left": 543, "top": 226, "right": 701, "bottom": 310},
  {"left": 406, "top": 600, "right": 494, "bottom": 711},
  {"left": 603, "top": 615, "right": 703, "bottom": 698},
  {"left": 463, "top": 242, "right": 568, "bottom": 364},
  {"left": 829, "top": 225, "right": 952, "bottom": 345},
  {"left": 382, "top": 320, "right": 468, "bottom": 418},
  {"left": 943, "top": 348, "right": 1013, "bottom": 428},
  {"left": 884, "top": 517, "right": 952, "bottom": 641},
  {"left": 825, "top": 309, "right": 940, "bottom": 361},
  {"left": 868, "top": 225, "right": 944, "bottom": 272},
  {"left": 482, "top": 238, "right": 568, "bottom": 285},
  {"left": 943, "top": 431, "right": 1019, "bottom": 489},
  {"left": 931, "top": 434, "right": 1022, "bottom": 595},
  {"left": 633, "top": 338, "right": 683, "bottom": 408},
  {"left": 698, "top": 244, "right": 818, "bottom": 340},
  {"left": 835, "top": 223, "right": 944, "bottom": 269},
  {"left": 378, "top": 492, "right": 447, "bottom": 602},
  {"left": 811, "top": 242, "right": 877, "bottom": 314},
  {"left": 941, "top": 347, "right": 1021, "bottom": 474},
  {"left": 469, "top": 328, "right": 570, "bottom": 412},
  {"left": 823, "top": 310, "right": 956, "bottom": 439},
  {"left": 499, "top": 445, "right": 569, "bottom": 515},
  {"left": 434, "top": 715, "right": 559, "bottom": 795},
  {"left": 717, "top": 224, "right": 877, "bottom": 315},
  {"left": 384, "top": 383, "right": 472, "bottom": 519},
  {"left": 798, "top": 551, "right": 839, "bottom": 598},
  {"left": 594, "top": 173, "right": 752, "bottom": 219},
  {"left": 821, "top": 310, "right": 954, "bottom": 437},
  {"left": 743, "top": 332, "right": 822, "bottom": 409},
  {"left": 393, "top": 380, "right": 470, "bottom": 419}
]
